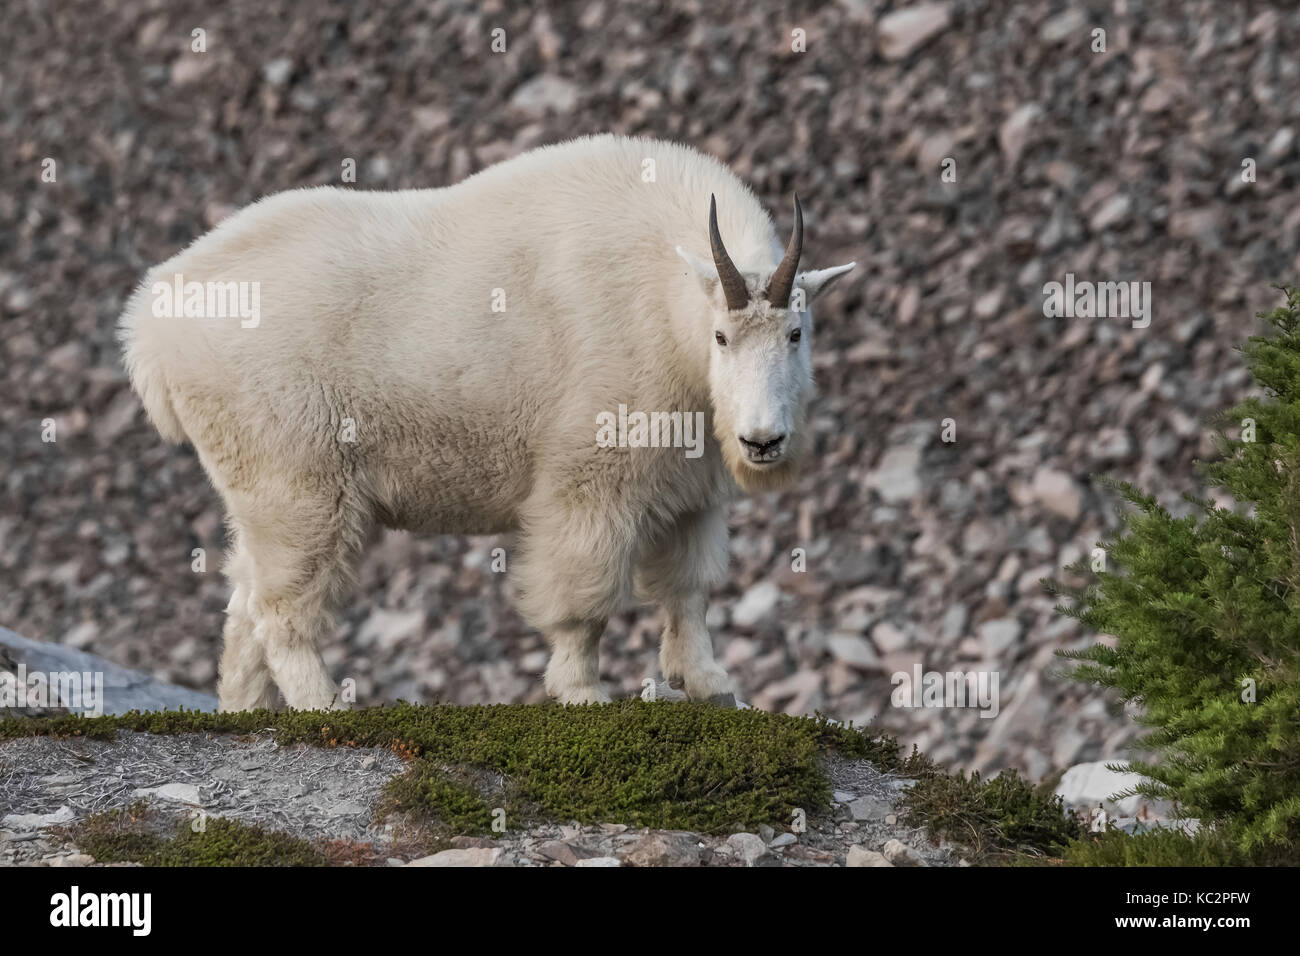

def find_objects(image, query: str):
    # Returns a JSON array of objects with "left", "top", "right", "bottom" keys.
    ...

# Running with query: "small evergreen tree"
[{"left": 1053, "top": 286, "right": 1300, "bottom": 860}]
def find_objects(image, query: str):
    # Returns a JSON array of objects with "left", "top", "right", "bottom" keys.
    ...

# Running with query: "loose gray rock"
[
  {"left": 0, "top": 628, "right": 217, "bottom": 716},
  {"left": 726, "top": 831, "right": 770, "bottom": 866},
  {"left": 882, "top": 839, "right": 926, "bottom": 867},
  {"left": 877, "top": 4, "right": 951, "bottom": 60},
  {"left": 619, "top": 832, "right": 702, "bottom": 867},
  {"left": 538, "top": 840, "right": 601, "bottom": 866},
  {"left": 848, "top": 795, "right": 892, "bottom": 823}
]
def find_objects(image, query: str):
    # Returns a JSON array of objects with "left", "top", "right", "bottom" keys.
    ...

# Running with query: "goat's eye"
[
  {"left": 789, "top": 328, "right": 802, "bottom": 344},
  {"left": 714, "top": 331, "right": 728, "bottom": 347}
]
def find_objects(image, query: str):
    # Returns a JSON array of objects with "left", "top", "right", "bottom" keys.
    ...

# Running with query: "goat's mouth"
[{"left": 738, "top": 434, "right": 787, "bottom": 466}]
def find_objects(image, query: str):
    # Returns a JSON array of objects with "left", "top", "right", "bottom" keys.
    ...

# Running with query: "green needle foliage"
[
  {"left": 1063, "top": 826, "right": 1248, "bottom": 867},
  {"left": 1051, "top": 286, "right": 1300, "bottom": 859},
  {"left": 901, "top": 769, "right": 1080, "bottom": 862}
]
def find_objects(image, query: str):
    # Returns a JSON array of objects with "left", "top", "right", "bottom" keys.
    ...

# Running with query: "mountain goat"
[{"left": 118, "top": 134, "right": 856, "bottom": 711}]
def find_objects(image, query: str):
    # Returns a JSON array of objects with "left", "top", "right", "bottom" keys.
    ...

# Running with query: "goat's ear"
[
  {"left": 797, "top": 262, "right": 856, "bottom": 302},
  {"left": 676, "top": 245, "right": 720, "bottom": 298}
]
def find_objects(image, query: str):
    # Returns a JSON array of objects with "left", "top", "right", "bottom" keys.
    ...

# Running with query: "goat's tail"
[{"left": 116, "top": 280, "right": 188, "bottom": 444}]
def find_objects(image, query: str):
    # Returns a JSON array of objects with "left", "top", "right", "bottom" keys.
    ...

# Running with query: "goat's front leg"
[
  {"left": 660, "top": 590, "right": 736, "bottom": 704},
  {"left": 638, "top": 507, "right": 737, "bottom": 705}
]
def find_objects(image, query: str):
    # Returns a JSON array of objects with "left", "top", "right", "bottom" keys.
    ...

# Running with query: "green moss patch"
[
  {"left": 4, "top": 701, "right": 890, "bottom": 834},
  {"left": 70, "top": 801, "right": 325, "bottom": 867},
  {"left": 383, "top": 761, "right": 502, "bottom": 835}
]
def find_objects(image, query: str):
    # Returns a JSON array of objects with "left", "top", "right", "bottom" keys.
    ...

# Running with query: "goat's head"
[{"left": 677, "top": 194, "right": 855, "bottom": 492}]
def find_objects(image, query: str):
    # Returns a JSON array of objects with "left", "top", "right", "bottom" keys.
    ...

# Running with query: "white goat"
[{"left": 118, "top": 135, "right": 855, "bottom": 711}]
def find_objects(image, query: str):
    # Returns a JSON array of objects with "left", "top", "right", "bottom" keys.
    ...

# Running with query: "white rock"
[
  {"left": 1031, "top": 468, "right": 1081, "bottom": 521},
  {"left": 134, "top": 783, "right": 202, "bottom": 805},
  {"left": 973, "top": 289, "right": 1003, "bottom": 319},
  {"left": 357, "top": 607, "right": 425, "bottom": 650},
  {"left": 828, "top": 633, "right": 878, "bottom": 670},
  {"left": 918, "top": 131, "right": 955, "bottom": 171},
  {"left": 1055, "top": 761, "right": 1145, "bottom": 813},
  {"left": 509, "top": 75, "right": 579, "bottom": 116},
  {"left": 769, "top": 833, "right": 797, "bottom": 848},
  {"left": 170, "top": 54, "right": 212, "bottom": 86},
  {"left": 877, "top": 4, "right": 951, "bottom": 60},
  {"left": 977, "top": 617, "right": 1022, "bottom": 656},
  {"left": 1040, "top": 9, "right": 1085, "bottom": 43},
  {"left": 846, "top": 845, "right": 894, "bottom": 867},
  {"left": 520, "top": 649, "right": 549, "bottom": 673},
  {"left": 940, "top": 604, "right": 968, "bottom": 642},
  {"left": 1090, "top": 426, "right": 1133, "bottom": 460},
  {"left": 752, "top": 668, "right": 822, "bottom": 715},
  {"left": 574, "top": 856, "right": 621, "bottom": 867},
  {"left": 872, "top": 621, "right": 911, "bottom": 653},
  {"left": 2, "top": 805, "right": 75, "bottom": 830},
  {"left": 262, "top": 58, "right": 293, "bottom": 88},
  {"left": 407, "top": 847, "right": 502, "bottom": 867},
  {"left": 732, "top": 581, "right": 780, "bottom": 629},
  {"left": 1266, "top": 127, "right": 1294, "bottom": 160},
  {"left": 1090, "top": 194, "right": 1131, "bottom": 232},
  {"left": 999, "top": 104, "right": 1041, "bottom": 167},
  {"left": 868, "top": 446, "right": 922, "bottom": 504}
]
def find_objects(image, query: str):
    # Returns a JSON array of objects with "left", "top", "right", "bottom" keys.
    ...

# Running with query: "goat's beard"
[{"left": 714, "top": 403, "right": 810, "bottom": 495}]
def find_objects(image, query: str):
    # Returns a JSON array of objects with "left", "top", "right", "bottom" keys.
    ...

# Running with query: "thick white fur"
[{"left": 117, "top": 134, "right": 854, "bottom": 710}]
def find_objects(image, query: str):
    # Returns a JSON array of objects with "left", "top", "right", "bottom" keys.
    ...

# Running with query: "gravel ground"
[
  {"left": 0, "top": 732, "right": 406, "bottom": 858},
  {"left": 4, "top": 1, "right": 1300, "bottom": 780}
]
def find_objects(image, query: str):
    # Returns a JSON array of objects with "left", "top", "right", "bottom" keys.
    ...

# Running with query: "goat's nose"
[{"left": 740, "top": 433, "right": 786, "bottom": 453}]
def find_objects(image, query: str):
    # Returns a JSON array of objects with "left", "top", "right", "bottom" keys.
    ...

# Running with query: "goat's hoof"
[{"left": 557, "top": 688, "right": 612, "bottom": 705}]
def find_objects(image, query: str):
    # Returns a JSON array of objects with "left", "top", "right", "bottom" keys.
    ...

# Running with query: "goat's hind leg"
[
  {"left": 217, "top": 571, "right": 280, "bottom": 712},
  {"left": 236, "top": 492, "right": 367, "bottom": 711},
  {"left": 515, "top": 502, "right": 632, "bottom": 705}
]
